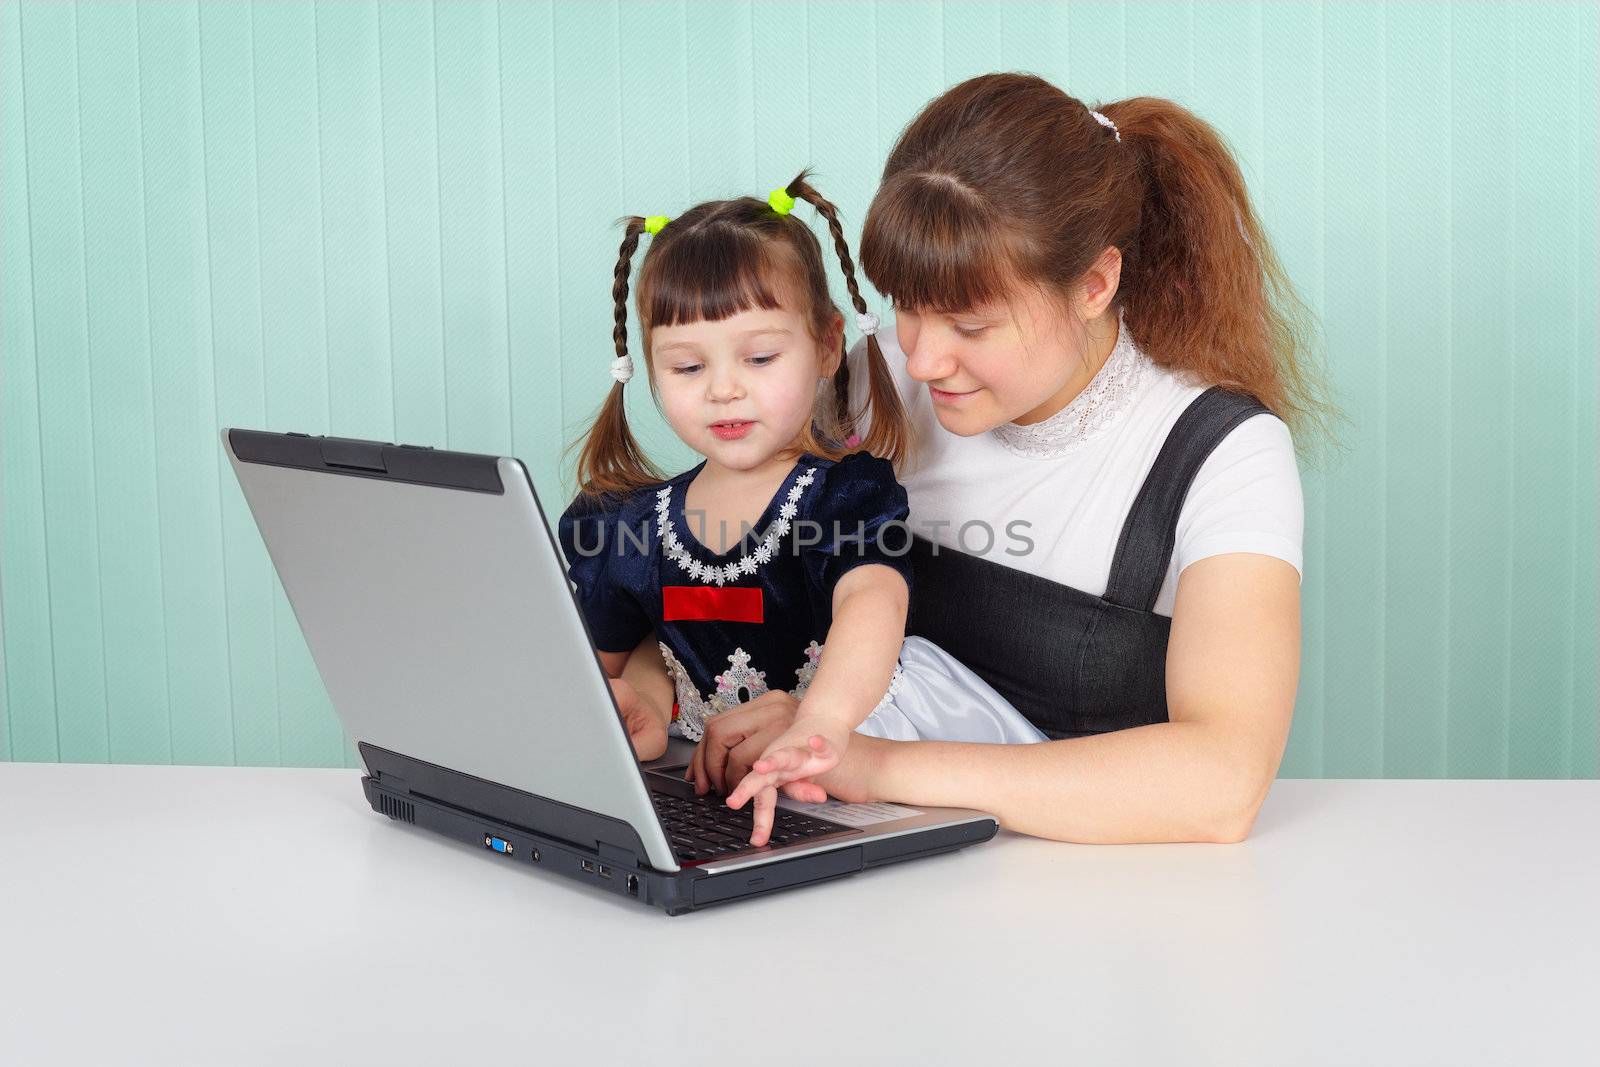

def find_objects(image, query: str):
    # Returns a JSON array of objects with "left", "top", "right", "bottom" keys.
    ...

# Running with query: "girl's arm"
[
  {"left": 847, "top": 552, "right": 1300, "bottom": 842},
  {"left": 617, "top": 633, "right": 674, "bottom": 728},
  {"left": 714, "top": 563, "right": 908, "bottom": 843},
  {"left": 689, "top": 563, "right": 910, "bottom": 793},
  {"left": 600, "top": 636, "right": 676, "bottom": 761},
  {"left": 785, "top": 563, "right": 908, "bottom": 737}
]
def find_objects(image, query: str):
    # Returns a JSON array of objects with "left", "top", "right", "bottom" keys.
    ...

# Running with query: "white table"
[{"left": 2, "top": 763, "right": 1596, "bottom": 1065}]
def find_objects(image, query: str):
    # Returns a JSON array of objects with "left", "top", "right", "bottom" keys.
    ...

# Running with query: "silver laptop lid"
[{"left": 221, "top": 429, "right": 678, "bottom": 871}]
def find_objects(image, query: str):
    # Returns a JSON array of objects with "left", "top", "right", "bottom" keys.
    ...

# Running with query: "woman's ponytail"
[{"left": 1107, "top": 97, "right": 1336, "bottom": 447}]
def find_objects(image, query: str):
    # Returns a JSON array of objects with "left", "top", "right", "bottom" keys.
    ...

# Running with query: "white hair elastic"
[
  {"left": 856, "top": 311, "right": 880, "bottom": 336},
  {"left": 610, "top": 354, "right": 635, "bottom": 384},
  {"left": 1090, "top": 109, "right": 1120, "bottom": 143}
]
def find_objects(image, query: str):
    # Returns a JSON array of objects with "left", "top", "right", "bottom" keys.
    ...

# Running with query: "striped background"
[{"left": 2, "top": 0, "right": 1595, "bottom": 776}]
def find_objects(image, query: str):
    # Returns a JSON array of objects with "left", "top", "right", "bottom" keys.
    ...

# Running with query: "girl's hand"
[
  {"left": 723, "top": 717, "right": 851, "bottom": 846},
  {"left": 607, "top": 676, "right": 668, "bottom": 761}
]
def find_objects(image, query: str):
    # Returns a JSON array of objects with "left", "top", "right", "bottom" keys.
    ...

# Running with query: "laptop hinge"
[
  {"left": 376, "top": 770, "right": 412, "bottom": 795},
  {"left": 596, "top": 841, "right": 643, "bottom": 868}
]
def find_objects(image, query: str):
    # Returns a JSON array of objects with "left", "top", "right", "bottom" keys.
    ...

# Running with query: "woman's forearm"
[
  {"left": 865, "top": 557, "right": 1298, "bottom": 844},
  {"left": 867, "top": 719, "right": 1278, "bottom": 844}
]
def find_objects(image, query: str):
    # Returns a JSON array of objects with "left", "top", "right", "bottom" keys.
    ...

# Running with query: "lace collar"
[
  {"left": 989, "top": 310, "right": 1148, "bottom": 459},
  {"left": 653, "top": 463, "right": 818, "bottom": 587}
]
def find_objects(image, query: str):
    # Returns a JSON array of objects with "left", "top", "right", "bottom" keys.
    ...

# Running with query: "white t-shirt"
[{"left": 844, "top": 317, "right": 1303, "bottom": 618}]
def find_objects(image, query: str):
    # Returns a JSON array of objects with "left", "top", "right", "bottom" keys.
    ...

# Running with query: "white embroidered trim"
[
  {"left": 663, "top": 641, "right": 818, "bottom": 741},
  {"left": 872, "top": 663, "right": 905, "bottom": 717},
  {"left": 653, "top": 467, "right": 817, "bottom": 586},
  {"left": 989, "top": 309, "right": 1147, "bottom": 459},
  {"left": 661, "top": 640, "right": 903, "bottom": 742}
]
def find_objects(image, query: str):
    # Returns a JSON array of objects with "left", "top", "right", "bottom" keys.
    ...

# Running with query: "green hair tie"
[
  {"left": 767, "top": 188, "right": 796, "bottom": 216},
  {"left": 643, "top": 215, "right": 670, "bottom": 235}
]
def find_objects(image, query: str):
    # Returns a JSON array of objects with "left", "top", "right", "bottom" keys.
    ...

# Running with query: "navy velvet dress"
[{"left": 557, "top": 451, "right": 914, "bottom": 741}]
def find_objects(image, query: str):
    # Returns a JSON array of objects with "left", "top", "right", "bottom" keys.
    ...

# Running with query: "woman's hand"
[
  {"left": 686, "top": 690, "right": 823, "bottom": 799},
  {"left": 607, "top": 676, "right": 668, "bottom": 761}
]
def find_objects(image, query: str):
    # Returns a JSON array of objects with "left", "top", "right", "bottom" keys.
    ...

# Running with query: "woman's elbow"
[
  {"left": 1201, "top": 759, "right": 1277, "bottom": 843},
  {"left": 1203, "top": 807, "right": 1257, "bottom": 845}
]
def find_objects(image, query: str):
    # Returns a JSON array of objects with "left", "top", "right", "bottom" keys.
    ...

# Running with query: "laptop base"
[{"left": 361, "top": 771, "right": 996, "bottom": 916}]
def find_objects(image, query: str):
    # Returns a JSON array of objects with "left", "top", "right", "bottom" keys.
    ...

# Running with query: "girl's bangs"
[
  {"left": 860, "top": 174, "right": 1022, "bottom": 314},
  {"left": 643, "top": 228, "right": 788, "bottom": 329}
]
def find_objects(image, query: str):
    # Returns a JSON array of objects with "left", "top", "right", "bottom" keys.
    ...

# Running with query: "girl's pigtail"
[
  {"left": 570, "top": 216, "right": 666, "bottom": 498},
  {"left": 786, "top": 171, "right": 910, "bottom": 468}
]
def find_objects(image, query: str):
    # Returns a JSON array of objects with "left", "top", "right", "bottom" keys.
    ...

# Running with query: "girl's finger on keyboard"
[
  {"left": 724, "top": 768, "right": 771, "bottom": 809},
  {"left": 750, "top": 786, "right": 777, "bottom": 846}
]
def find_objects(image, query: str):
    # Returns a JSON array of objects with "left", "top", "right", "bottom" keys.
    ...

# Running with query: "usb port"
[
  {"left": 483, "top": 834, "right": 513, "bottom": 855},
  {"left": 597, "top": 864, "right": 613, "bottom": 879},
  {"left": 580, "top": 859, "right": 597, "bottom": 874}
]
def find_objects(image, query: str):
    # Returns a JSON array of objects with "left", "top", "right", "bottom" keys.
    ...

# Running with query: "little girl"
[{"left": 559, "top": 172, "right": 1042, "bottom": 844}]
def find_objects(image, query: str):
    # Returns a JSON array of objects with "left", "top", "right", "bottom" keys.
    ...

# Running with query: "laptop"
[{"left": 221, "top": 428, "right": 997, "bottom": 914}]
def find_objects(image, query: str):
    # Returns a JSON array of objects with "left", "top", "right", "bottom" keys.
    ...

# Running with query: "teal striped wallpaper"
[{"left": 2, "top": 0, "right": 1594, "bottom": 777}]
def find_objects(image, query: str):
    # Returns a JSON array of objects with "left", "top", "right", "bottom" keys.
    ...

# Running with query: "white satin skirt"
[{"left": 854, "top": 636, "right": 1049, "bottom": 745}]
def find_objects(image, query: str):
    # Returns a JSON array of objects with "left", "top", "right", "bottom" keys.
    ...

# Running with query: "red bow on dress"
[{"left": 661, "top": 585, "right": 764, "bottom": 624}]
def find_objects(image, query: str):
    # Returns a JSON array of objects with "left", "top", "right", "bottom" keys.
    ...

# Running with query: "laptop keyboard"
[{"left": 650, "top": 787, "right": 853, "bottom": 863}]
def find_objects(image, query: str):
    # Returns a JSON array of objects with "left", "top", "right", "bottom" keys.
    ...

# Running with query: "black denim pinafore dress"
[{"left": 904, "top": 386, "right": 1272, "bottom": 739}]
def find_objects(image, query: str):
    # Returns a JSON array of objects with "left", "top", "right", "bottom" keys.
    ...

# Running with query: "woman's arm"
[{"left": 851, "top": 552, "right": 1300, "bottom": 843}]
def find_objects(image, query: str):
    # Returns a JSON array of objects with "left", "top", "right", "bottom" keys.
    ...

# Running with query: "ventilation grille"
[{"left": 378, "top": 793, "right": 415, "bottom": 824}]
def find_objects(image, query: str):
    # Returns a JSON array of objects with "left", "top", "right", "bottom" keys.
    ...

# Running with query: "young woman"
[{"left": 612, "top": 74, "right": 1333, "bottom": 844}]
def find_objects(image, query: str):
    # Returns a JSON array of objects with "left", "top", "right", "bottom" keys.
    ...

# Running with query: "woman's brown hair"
[
  {"left": 860, "top": 73, "right": 1337, "bottom": 449},
  {"left": 571, "top": 170, "right": 909, "bottom": 498}
]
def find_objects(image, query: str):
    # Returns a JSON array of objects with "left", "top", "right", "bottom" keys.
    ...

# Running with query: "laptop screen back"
[{"left": 222, "top": 429, "right": 676, "bottom": 870}]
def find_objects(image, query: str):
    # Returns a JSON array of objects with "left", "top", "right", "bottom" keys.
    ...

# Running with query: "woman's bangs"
[
  {"left": 860, "top": 174, "right": 1019, "bottom": 314},
  {"left": 643, "top": 230, "right": 786, "bottom": 328}
]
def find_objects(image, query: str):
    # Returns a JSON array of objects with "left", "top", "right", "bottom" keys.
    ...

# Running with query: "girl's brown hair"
[
  {"left": 861, "top": 73, "right": 1336, "bottom": 449},
  {"left": 572, "top": 171, "right": 909, "bottom": 498}
]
